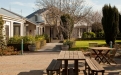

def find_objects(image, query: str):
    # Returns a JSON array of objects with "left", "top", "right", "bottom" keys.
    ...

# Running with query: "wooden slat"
[
  {"left": 74, "top": 55, "right": 79, "bottom": 59},
  {"left": 86, "top": 58, "right": 97, "bottom": 70},
  {"left": 91, "top": 59, "right": 104, "bottom": 70},
  {"left": 54, "top": 60, "right": 61, "bottom": 70},
  {"left": 69, "top": 51, "right": 74, "bottom": 59},
  {"left": 69, "top": 51, "right": 73, "bottom": 55},
  {"left": 46, "top": 59, "right": 57, "bottom": 70},
  {"left": 73, "top": 51, "right": 78, "bottom": 55},
  {"left": 46, "top": 59, "right": 61, "bottom": 71},
  {"left": 58, "top": 51, "right": 65, "bottom": 59},
  {"left": 58, "top": 51, "right": 85, "bottom": 60},
  {"left": 64, "top": 53, "right": 70, "bottom": 59},
  {"left": 86, "top": 58, "right": 105, "bottom": 71},
  {"left": 73, "top": 51, "right": 78, "bottom": 59},
  {"left": 64, "top": 51, "right": 69, "bottom": 59},
  {"left": 78, "top": 51, "right": 85, "bottom": 59}
]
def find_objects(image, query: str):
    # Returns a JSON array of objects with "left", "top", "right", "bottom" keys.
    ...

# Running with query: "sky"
[{"left": 0, "top": 0, "right": 121, "bottom": 17}]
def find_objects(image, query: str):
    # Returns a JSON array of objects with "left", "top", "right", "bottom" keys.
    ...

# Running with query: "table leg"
[
  {"left": 98, "top": 50, "right": 111, "bottom": 64},
  {"left": 93, "top": 50, "right": 104, "bottom": 63},
  {"left": 74, "top": 60, "right": 78, "bottom": 75},
  {"left": 64, "top": 60, "right": 68, "bottom": 75},
  {"left": 96, "top": 50, "right": 104, "bottom": 63},
  {"left": 100, "top": 50, "right": 110, "bottom": 63}
]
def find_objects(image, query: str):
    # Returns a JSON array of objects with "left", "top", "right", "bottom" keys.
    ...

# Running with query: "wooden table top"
[
  {"left": 57, "top": 51, "right": 85, "bottom": 60},
  {"left": 89, "top": 47, "right": 115, "bottom": 50}
]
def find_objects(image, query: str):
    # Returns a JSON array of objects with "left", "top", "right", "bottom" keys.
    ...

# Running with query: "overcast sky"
[{"left": 0, "top": 0, "right": 121, "bottom": 17}]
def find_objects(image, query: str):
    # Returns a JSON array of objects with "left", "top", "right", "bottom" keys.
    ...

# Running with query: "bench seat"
[
  {"left": 46, "top": 59, "right": 62, "bottom": 75},
  {"left": 85, "top": 58, "right": 105, "bottom": 75}
]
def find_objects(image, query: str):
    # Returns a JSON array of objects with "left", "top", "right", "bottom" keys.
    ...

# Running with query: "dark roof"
[{"left": 26, "top": 8, "right": 47, "bottom": 18}]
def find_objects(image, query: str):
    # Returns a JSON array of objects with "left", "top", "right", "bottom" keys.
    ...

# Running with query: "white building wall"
[
  {"left": 4, "top": 21, "right": 10, "bottom": 38},
  {"left": 20, "top": 22, "right": 24, "bottom": 36},
  {"left": 10, "top": 21, "right": 13, "bottom": 37},
  {"left": 3, "top": 18, "right": 25, "bottom": 38}
]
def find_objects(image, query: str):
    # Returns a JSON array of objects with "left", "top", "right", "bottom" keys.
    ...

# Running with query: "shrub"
[
  {"left": 82, "top": 32, "right": 96, "bottom": 38},
  {"left": 35, "top": 35, "right": 45, "bottom": 41},
  {"left": 97, "top": 31, "right": 104, "bottom": 38},
  {"left": 22, "top": 35, "right": 35, "bottom": 44},
  {"left": 8, "top": 36, "right": 22, "bottom": 44},
  {"left": 8, "top": 35, "right": 35, "bottom": 44},
  {"left": 43, "top": 34, "right": 49, "bottom": 40},
  {"left": 43, "top": 34, "right": 50, "bottom": 43},
  {"left": 63, "top": 40, "right": 75, "bottom": 48},
  {"left": 0, "top": 46, "right": 20, "bottom": 55}
]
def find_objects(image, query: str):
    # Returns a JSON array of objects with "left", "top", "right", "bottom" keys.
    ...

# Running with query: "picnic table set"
[
  {"left": 89, "top": 47, "right": 116, "bottom": 64},
  {"left": 46, "top": 43, "right": 119, "bottom": 75}
]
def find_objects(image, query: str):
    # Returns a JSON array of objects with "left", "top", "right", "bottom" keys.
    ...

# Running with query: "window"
[{"left": 14, "top": 26, "right": 20, "bottom": 36}]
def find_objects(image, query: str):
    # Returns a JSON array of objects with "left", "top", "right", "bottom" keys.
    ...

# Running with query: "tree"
[
  {"left": 119, "top": 14, "right": 121, "bottom": 32},
  {"left": 92, "top": 22, "right": 103, "bottom": 33},
  {"left": 61, "top": 14, "right": 74, "bottom": 40},
  {"left": 102, "top": 4, "right": 119, "bottom": 45},
  {"left": 92, "top": 22, "right": 103, "bottom": 37},
  {"left": 35, "top": 0, "right": 92, "bottom": 39},
  {"left": 90, "top": 11, "right": 102, "bottom": 23},
  {"left": 0, "top": 16, "right": 6, "bottom": 55}
]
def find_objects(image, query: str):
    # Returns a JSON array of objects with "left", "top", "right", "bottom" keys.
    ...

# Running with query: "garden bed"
[{"left": 7, "top": 44, "right": 31, "bottom": 51}]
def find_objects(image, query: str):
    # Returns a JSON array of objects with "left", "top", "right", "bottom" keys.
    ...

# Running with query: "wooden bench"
[
  {"left": 46, "top": 59, "right": 62, "bottom": 75},
  {"left": 85, "top": 58, "right": 105, "bottom": 75}
]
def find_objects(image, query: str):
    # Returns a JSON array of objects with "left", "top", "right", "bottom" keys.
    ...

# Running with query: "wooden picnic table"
[
  {"left": 57, "top": 51, "right": 85, "bottom": 75},
  {"left": 89, "top": 47, "right": 115, "bottom": 64}
]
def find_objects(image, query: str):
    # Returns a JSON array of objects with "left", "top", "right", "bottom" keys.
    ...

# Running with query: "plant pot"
[
  {"left": 28, "top": 44, "right": 36, "bottom": 51},
  {"left": 35, "top": 41, "right": 41, "bottom": 49},
  {"left": 61, "top": 45, "right": 69, "bottom": 50}
]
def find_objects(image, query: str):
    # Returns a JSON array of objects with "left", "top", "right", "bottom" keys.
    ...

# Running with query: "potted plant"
[
  {"left": 28, "top": 42, "right": 36, "bottom": 51},
  {"left": 66, "top": 40, "right": 73, "bottom": 49},
  {"left": 61, "top": 41, "right": 69, "bottom": 50},
  {"left": 43, "top": 34, "right": 50, "bottom": 43},
  {"left": 25, "top": 36, "right": 36, "bottom": 51}
]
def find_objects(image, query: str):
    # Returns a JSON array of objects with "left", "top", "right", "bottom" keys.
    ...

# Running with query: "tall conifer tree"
[{"left": 102, "top": 4, "right": 119, "bottom": 44}]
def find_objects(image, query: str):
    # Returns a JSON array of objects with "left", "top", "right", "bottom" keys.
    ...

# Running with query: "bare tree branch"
[{"left": 35, "top": 0, "right": 92, "bottom": 39}]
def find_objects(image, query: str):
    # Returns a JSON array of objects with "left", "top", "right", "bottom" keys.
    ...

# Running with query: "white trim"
[
  {"left": 20, "top": 22, "right": 24, "bottom": 36},
  {"left": 10, "top": 21, "right": 13, "bottom": 37}
]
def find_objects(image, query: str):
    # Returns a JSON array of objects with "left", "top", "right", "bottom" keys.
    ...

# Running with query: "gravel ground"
[
  {"left": 0, "top": 54, "right": 59, "bottom": 75},
  {"left": 0, "top": 43, "right": 121, "bottom": 75}
]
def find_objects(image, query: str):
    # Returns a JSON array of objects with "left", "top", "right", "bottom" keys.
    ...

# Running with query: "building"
[
  {"left": 72, "top": 20, "right": 92, "bottom": 38},
  {"left": 26, "top": 8, "right": 60, "bottom": 41},
  {"left": 0, "top": 8, "right": 40, "bottom": 40}
]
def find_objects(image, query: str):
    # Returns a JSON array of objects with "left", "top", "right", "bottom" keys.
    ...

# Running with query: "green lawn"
[
  {"left": 70, "top": 40, "right": 121, "bottom": 51},
  {"left": 75, "top": 40, "right": 105, "bottom": 48}
]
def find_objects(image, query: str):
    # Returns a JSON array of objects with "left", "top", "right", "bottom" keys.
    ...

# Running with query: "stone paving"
[{"left": 0, "top": 43, "right": 121, "bottom": 75}]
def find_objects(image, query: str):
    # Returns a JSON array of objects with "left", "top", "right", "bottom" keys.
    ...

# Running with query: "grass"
[{"left": 69, "top": 40, "right": 121, "bottom": 51}]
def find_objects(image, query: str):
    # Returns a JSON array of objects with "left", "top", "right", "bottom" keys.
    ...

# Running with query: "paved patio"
[{"left": 0, "top": 43, "right": 121, "bottom": 75}]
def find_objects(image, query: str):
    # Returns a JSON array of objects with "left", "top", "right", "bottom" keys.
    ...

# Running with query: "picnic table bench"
[
  {"left": 85, "top": 58, "right": 105, "bottom": 75},
  {"left": 46, "top": 59, "right": 62, "bottom": 75}
]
